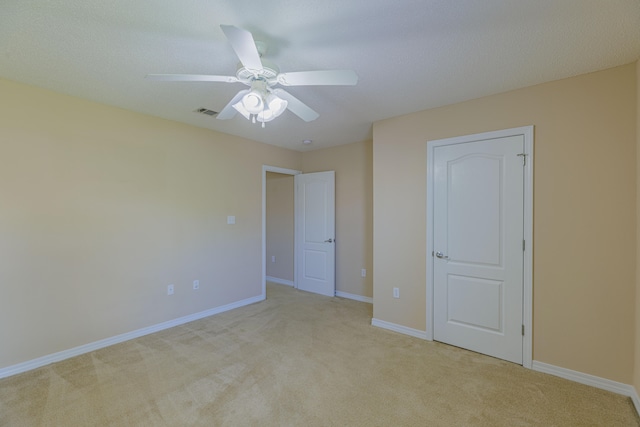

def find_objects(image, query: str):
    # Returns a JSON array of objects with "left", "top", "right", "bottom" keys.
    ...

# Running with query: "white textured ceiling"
[{"left": 1, "top": 0, "right": 639, "bottom": 151}]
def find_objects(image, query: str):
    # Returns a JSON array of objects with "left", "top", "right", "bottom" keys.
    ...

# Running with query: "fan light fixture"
[{"left": 231, "top": 79, "right": 288, "bottom": 127}]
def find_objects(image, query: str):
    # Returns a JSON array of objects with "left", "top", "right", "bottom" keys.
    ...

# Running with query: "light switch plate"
[{"left": 227, "top": 216, "right": 235, "bottom": 225}]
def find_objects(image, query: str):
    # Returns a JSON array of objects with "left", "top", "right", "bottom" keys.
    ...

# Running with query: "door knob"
[
  {"left": 435, "top": 251, "right": 449, "bottom": 259},
  {"left": 324, "top": 238, "right": 334, "bottom": 243}
]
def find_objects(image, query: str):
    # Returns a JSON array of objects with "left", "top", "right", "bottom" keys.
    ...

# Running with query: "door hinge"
[
  {"left": 517, "top": 153, "right": 527, "bottom": 166},
  {"left": 522, "top": 240, "right": 525, "bottom": 251},
  {"left": 522, "top": 324, "right": 525, "bottom": 336}
]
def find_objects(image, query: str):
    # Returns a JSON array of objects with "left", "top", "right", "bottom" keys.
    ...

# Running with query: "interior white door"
[
  {"left": 295, "top": 171, "right": 335, "bottom": 297},
  {"left": 433, "top": 135, "right": 524, "bottom": 364}
]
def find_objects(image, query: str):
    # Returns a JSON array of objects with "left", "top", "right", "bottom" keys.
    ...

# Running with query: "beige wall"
[
  {"left": 266, "top": 172, "right": 295, "bottom": 282},
  {"left": 302, "top": 140, "right": 373, "bottom": 298},
  {"left": 0, "top": 78, "right": 301, "bottom": 369},
  {"left": 373, "top": 64, "right": 637, "bottom": 383},
  {"left": 636, "top": 59, "right": 640, "bottom": 395}
]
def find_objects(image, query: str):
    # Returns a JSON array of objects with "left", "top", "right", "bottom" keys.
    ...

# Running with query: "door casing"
[
  {"left": 426, "top": 126, "right": 534, "bottom": 368},
  {"left": 261, "top": 166, "right": 336, "bottom": 299}
]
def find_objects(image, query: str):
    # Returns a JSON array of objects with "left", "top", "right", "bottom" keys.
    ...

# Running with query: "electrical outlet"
[
  {"left": 271, "top": 256, "right": 276, "bottom": 263},
  {"left": 361, "top": 268, "right": 366, "bottom": 277},
  {"left": 167, "top": 284, "right": 174, "bottom": 295},
  {"left": 393, "top": 287, "right": 399, "bottom": 298},
  {"left": 193, "top": 280, "right": 199, "bottom": 290}
]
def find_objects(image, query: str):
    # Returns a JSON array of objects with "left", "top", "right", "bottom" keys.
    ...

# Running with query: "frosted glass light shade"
[
  {"left": 267, "top": 94, "right": 287, "bottom": 116},
  {"left": 232, "top": 101, "right": 251, "bottom": 120},
  {"left": 257, "top": 94, "right": 288, "bottom": 123},
  {"left": 241, "top": 90, "right": 264, "bottom": 114}
]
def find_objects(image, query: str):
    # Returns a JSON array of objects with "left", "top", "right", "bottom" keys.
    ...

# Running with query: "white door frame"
[
  {"left": 426, "top": 126, "right": 534, "bottom": 368},
  {"left": 262, "top": 165, "right": 302, "bottom": 299}
]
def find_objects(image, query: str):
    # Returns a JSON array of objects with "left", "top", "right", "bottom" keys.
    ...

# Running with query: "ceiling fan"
[{"left": 146, "top": 25, "right": 358, "bottom": 127}]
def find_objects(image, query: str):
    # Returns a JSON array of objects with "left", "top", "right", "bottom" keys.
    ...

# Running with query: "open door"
[{"left": 295, "top": 171, "right": 335, "bottom": 297}]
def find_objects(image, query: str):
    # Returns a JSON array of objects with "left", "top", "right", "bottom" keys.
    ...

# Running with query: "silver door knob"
[
  {"left": 435, "top": 251, "right": 449, "bottom": 259},
  {"left": 324, "top": 238, "right": 334, "bottom": 243}
]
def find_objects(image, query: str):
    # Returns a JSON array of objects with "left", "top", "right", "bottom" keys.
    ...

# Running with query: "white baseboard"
[
  {"left": 336, "top": 291, "right": 373, "bottom": 304},
  {"left": 264, "top": 279, "right": 373, "bottom": 304},
  {"left": 266, "top": 276, "right": 294, "bottom": 287},
  {"left": 532, "top": 361, "right": 640, "bottom": 418},
  {"left": 371, "top": 318, "right": 428, "bottom": 340},
  {"left": 632, "top": 387, "right": 640, "bottom": 418},
  {"left": 0, "top": 294, "right": 265, "bottom": 380}
]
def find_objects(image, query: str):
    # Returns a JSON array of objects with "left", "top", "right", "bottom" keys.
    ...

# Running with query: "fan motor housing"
[{"left": 236, "top": 59, "right": 279, "bottom": 85}]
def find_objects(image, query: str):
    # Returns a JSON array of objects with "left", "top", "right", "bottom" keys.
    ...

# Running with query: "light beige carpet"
[{"left": 1, "top": 283, "right": 638, "bottom": 426}]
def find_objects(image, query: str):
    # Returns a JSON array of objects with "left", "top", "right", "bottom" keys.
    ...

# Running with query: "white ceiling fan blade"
[
  {"left": 277, "top": 70, "right": 358, "bottom": 86},
  {"left": 217, "top": 89, "right": 250, "bottom": 120},
  {"left": 274, "top": 89, "right": 319, "bottom": 122},
  {"left": 220, "top": 25, "right": 263, "bottom": 72},
  {"left": 146, "top": 74, "right": 238, "bottom": 83}
]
